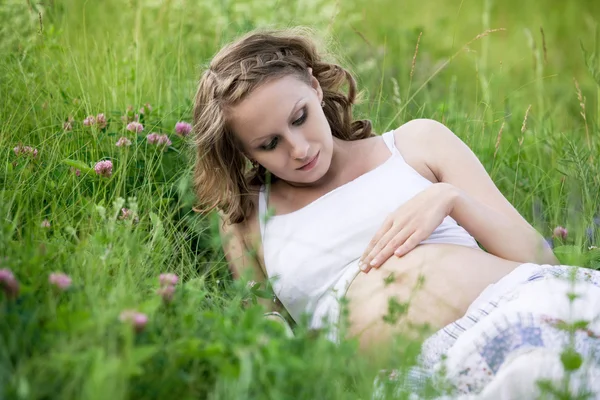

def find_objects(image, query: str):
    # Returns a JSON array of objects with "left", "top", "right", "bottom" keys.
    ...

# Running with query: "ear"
[{"left": 307, "top": 67, "right": 323, "bottom": 102}]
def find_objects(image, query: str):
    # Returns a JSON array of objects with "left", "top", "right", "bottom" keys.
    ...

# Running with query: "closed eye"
[
  {"left": 260, "top": 136, "right": 279, "bottom": 151},
  {"left": 292, "top": 107, "right": 308, "bottom": 126},
  {"left": 258, "top": 106, "right": 308, "bottom": 151}
]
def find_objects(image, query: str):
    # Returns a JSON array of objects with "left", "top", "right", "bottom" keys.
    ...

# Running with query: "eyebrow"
[{"left": 249, "top": 98, "right": 305, "bottom": 145}]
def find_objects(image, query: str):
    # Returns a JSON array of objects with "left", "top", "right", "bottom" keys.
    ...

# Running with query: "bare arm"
[
  {"left": 396, "top": 119, "right": 559, "bottom": 265},
  {"left": 218, "top": 213, "right": 285, "bottom": 313}
]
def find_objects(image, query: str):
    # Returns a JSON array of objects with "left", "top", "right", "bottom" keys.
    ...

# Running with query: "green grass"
[{"left": 1, "top": 0, "right": 600, "bottom": 398}]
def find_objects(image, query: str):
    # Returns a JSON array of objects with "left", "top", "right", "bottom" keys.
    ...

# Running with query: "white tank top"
[{"left": 258, "top": 130, "right": 480, "bottom": 334}]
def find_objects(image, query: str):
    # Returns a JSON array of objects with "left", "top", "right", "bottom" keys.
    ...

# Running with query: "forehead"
[{"left": 228, "top": 75, "right": 309, "bottom": 143}]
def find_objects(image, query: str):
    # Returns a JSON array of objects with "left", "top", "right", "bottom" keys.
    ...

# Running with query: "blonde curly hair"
[{"left": 192, "top": 27, "right": 373, "bottom": 225}]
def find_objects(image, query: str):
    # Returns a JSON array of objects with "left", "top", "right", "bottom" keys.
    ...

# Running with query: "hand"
[{"left": 358, "top": 183, "right": 458, "bottom": 273}]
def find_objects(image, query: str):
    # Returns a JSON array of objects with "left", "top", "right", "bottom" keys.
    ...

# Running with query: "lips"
[{"left": 297, "top": 152, "right": 319, "bottom": 170}]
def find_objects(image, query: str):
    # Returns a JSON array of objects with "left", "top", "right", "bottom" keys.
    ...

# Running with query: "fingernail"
[
  {"left": 370, "top": 258, "right": 378, "bottom": 266},
  {"left": 358, "top": 261, "right": 367, "bottom": 271}
]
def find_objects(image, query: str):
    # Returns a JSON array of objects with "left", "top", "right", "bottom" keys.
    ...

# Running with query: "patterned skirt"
[{"left": 373, "top": 263, "right": 600, "bottom": 399}]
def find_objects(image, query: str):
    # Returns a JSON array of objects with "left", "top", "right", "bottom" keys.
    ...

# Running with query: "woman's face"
[{"left": 228, "top": 73, "right": 333, "bottom": 185}]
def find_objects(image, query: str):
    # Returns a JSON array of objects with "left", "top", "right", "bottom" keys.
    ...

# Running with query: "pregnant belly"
[{"left": 344, "top": 243, "right": 521, "bottom": 353}]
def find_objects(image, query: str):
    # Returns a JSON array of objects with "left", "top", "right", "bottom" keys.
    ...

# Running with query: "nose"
[{"left": 288, "top": 135, "right": 309, "bottom": 161}]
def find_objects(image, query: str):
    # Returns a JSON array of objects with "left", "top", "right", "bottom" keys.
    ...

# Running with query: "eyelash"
[
  {"left": 292, "top": 107, "right": 308, "bottom": 126},
  {"left": 261, "top": 137, "right": 279, "bottom": 151},
  {"left": 259, "top": 107, "right": 308, "bottom": 151}
]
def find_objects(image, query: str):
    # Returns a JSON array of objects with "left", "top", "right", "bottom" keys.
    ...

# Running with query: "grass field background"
[{"left": 1, "top": 0, "right": 600, "bottom": 398}]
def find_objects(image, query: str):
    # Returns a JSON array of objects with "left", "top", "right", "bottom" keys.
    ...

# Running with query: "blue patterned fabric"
[
  {"left": 372, "top": 264, "right": 600, "bottom": 399},
  {"left": 479, "top": 320, "right": 544, "bottom": 373}
]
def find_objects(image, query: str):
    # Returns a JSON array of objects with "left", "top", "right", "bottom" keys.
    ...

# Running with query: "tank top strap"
[
  {"left": 382, "top": 129, "right": 411, "bottom": 166},
  {"left": 381, "top": 130, "right": 400, "bottom": 155},
  {"left": 258, "top": 184, "right": 269, "bottom": 239}
]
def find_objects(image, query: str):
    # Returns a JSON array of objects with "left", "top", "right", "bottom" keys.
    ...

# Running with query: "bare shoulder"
[
  {"left": 393, "top": 118, "right": 456, "bottom": 149},
  {"left": 243, "top": 186, "right": 263, "bottom": 246},
  {"left": 391, "top": 119, "right": 450, "bottom": 182},
  {"left": 220, "top": 187, "right": 262, "bottom": 246},
  {"left": 218, "top": 186, "right": 269, "bottom": 279},
  {"left": 395, "top": 118, "right": 449, "bottom": 135}
]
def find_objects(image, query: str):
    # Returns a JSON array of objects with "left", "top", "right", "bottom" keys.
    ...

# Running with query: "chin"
[
  {"left": 296, "top": 161, "right": 331, "bottom": 184},
  {"left": 273, "top": 156, "right": 332, "bottom": 186}
]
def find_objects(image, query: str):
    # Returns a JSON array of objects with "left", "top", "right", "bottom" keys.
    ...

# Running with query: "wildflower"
[
  {"left": 146, "top": 133, "right": 159, "bottom": 145},
  {"left": 41, "top": 219, "right": 51, "bottom": 228},
  {"left": 83, "top": 115, "right": 96, "bottom": 126},
  {"left": 70, "top": 167, "right": 81, "bottom": 177},
  {"left": 157, "top": 134, "right": 172, "bottom": 146},
  {"left": 49, "top": 272, "right": 72, "bottom": 290},
  {"left": 157, "top": 273, "right": 178, "bottom": 304},
  {"left": 13, "top": 145, "right": 39, "bottom": 158},
  {"left": 157, "top": 285, "right": 176, "bottom": 302},
  {"left": 175, "top": 121, "right": 192, "bottom": 137},
  {"left": 119, "top": 207, "right": 131, "bottom": 220},
  {"left": 553, "top": 226, "right": 568, "bottom": 240},
  {"left": 139, "top": 103, "right": 152, "bottom": 114},
  {"left": 96, "top": 113, "right": 107, "bottom": 129},
  {"left": 115, "top": 137, "right": 132, "bottom": 147},
  {"left": 0, "top": 269, "right": 15, "bottom": 283},
  {"left": 147, "top": 133, "right": 171, "bottom": 148},
  {"left": 126, "top": 121, "right": 144, "bottom": 133},
  {"left": 0, "top": 268, "right": 19, "bottom": 299},
  {"left": 159, "top": 273, "right": 179, "bottom": 286},
  {"left": 119, "top": 207, "right": 138, "bottom": 224},
  {"left": 94, "top": 160, "right": 113, "bottom": 178},
  {"left": 119, "top": 310, "right": 148, "bottom": 332},
  {"left": 63, "top": 116, "right": 74, "bottom": 131}
]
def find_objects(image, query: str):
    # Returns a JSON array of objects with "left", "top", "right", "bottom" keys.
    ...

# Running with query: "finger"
[
  {"left": 363, "top": 228, "right": 411, "bottom": 273},
  {"left": 359, "top": 218, "right": 393, "bottom": 269},
  {"left": 361, "top": 227, "right": 399, "bottom": 271},
  {"left": 369, "top": 229, "right": 412, "bottom": 269},
  {"left": 393, "top": 232, "right": 423, "bottom": 257}
]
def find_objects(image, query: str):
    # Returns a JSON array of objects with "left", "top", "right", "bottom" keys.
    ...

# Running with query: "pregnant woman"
[{"left": 192, "top": 28, "right": 600, "bottom": 398}]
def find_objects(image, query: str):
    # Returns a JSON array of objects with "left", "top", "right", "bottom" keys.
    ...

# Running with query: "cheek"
[
  {"left": 316, "top": 111, "right": 332, "bottom": 138},
  {"left": 258, "top": 150, "right": 288, "bottom": 169}
]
